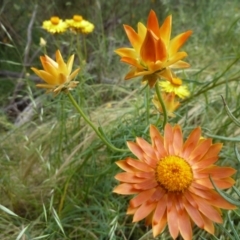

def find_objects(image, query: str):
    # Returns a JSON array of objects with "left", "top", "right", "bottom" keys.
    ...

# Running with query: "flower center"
[
  {"left": 172, "top": 77, "right": 182, "bottom": 86},
  {"left": 50, "top": 17, "right": 60, "bottom": 25},
  {"left": 155, "top": 155, "right": 193, "bottom": 192},
  {"left": 73, "top": 15, "right": 83, "bottom": 22}
]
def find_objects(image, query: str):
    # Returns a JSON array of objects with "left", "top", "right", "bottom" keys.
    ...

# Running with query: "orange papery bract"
[{"left": 115, "top": 10, "right": 192, "bottom": 87}]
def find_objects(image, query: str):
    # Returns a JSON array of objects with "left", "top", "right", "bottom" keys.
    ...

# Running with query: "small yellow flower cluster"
[{"left": 42, "top": 15, "right": 94, "bottom": 34}]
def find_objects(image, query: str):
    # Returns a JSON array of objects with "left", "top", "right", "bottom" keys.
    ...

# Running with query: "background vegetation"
[{"left": 1, "top": 0, "right": 240, "bottom": 239}]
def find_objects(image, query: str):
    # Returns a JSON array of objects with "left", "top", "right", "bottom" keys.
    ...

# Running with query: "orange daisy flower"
[
  {"left": 113, "top": 124, "right": 236, "bottom": 240},
  {"left": 115, "top": 10, "right": 192, "bottom": 87}
]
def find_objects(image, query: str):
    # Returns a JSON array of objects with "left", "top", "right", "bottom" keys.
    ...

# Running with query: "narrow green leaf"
[
  {"left": 221, "top": 95, "right": 240, "bottom": 127},
  {"left": 234, "top": 145, "right": 240, "bottom": 164},
  {"left": 205, "top": 133, "right": 240, "bottom": 142},
  {"left": 16, "top": 225, "right": 29, "bottom": 240},
  {"left": 31, "top": 235, "right": 50, "bottom": 239},
  {"left": 227, "top": 212, "right": 240, "bottom": 240},
  {"left": 0, "top": 204, "right": 19, "bottom": 217},
  {"left": 209, "top": 176, "right": 240, "bottom": 206},
  {"left": 51, "top": 207, "right": 66, "bottom": 236}
]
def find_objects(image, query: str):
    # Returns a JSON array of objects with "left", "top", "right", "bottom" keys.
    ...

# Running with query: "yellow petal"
[
  {"left": 115, "top": 48, "right": 138, "bottom": 58},
  {"left": 56, "top": 50, "right": 68, "bottom": 74},
  {"left": 66, "top": 54, "right": 74, "bottom": 75},
  {"left": 123, "top": 24, "right": 142, "bottom": 52},
  {"left": 169, "top": 30, "right": 192, "bottom": 56},
  {"left": 160, "top": 15, "right": 172, "bottom": 47},
  {"left": 69, "top": 68, "right": 80, "bottom": 81}
]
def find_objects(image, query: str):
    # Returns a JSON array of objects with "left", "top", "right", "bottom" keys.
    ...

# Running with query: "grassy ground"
[{"left": 1, "top": 0, "right": 240, "bottom": 239}]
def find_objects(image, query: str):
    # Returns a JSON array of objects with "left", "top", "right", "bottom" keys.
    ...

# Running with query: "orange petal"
[
  {"left": 155, "top": 37, "right": 167, "bottom": 62},
  {"left": 150, "top": 125, "right": 164, "bottom": 146},
  {"left": 147, "top": 10, "right": 160, "bottom": 37},
  {"left": 160, "top": 15, "right": 172, "bottom": 47},
  {"left": 167, "top": 195, "right": 180, "bottom": 239},
  {"left": 182, "top": 127, "right": 201, "bottom": 159},
  {"left": 133, "top": 178, "right": 158, "bottom": 190},
  {"left": 152, "top": 194, "right": 167, "bottom": 225},
  {"left": 149, "top": 187, "right": 166, "bottom": 202},
  {"left": 196, "top": 177, "right": 235, "bottom": 189},
  {"left": 130, "top": 188, "right": 156, "bottom": 208},
  {"left": 201, "top": 213, "right": 215, "bottom": 235},
  {"left": 120, "top": 56, "right": 144, "bottom": 69},
  {"left": 152, "top": 211, "right": 167, "bottom": 237},
  {"left": 178, "top": 209, "right": 192, "bottom": 240},
  {"left": 136, "top": 137, "right": 157, "bottom": 167},
  {"left": 189, "top": 187, "right": 236, "bottom": 209},
  {"left": 194, "top": 143, "right": 223, "bottom": 168},
  {"left": 198, "top": 166, "right": 236, "bottom": 178},
  {"left": 127, "top": 205, "right": 138, "bottom": 215},
  {"left": 133, "top": 200, "right": 157, "bottom": 222},
  {"left": 140, "top": 29, "right": 156, "bottom": 63},
  {"left": 113, "top": 183, "right": 139, "bottom": 195},
  {"left": 182, "top": 194, "right": 204, "bottom": 228},
  {"left": 126, "top": 158, "right": 154, "bottom": 172},
  {"left": 127, "top": 141, "right": 145, "bottom": 161},
  {"left": 123, "top": 24, "right": 142, "bottom": 52},
  {"left": 193, "top": 196, "right": 223, "bottom": 223},
  {"left": 135, "top": 171, "right": 155, "bottom": 179},
  {"left": 189, "top": 139, "right": 212, "bottom": 163},
  {"left": 115, "top": 159, "right": 138, "bottom": 172},
  {"left": 164, "top": 123, "right": 174, "bottom": 155},
  {"left": 169, "top": 30, "right": 192, "bottom": 56},
  {"left": 172, "top": 125, "right": 183, "bottom": 155},
  {"left": 115, "top": 172, "right": 147, "bottom": 183}
]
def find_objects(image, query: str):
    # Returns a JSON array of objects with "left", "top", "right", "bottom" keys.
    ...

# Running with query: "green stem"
[
  {"left": 83, "top": 35, "right": 87, "bottom": 61},
  {"left": 182, "top": 76, "right": 240, "bottom": 104},
  {"left": 67, "top": 92, "right": 128, "bottom": 152},
  {"left": 145, "top": 85, "right": 150, "bottom": 125},
  {"left": 155, "top": 82, "right": 168, "bottom": 128}
]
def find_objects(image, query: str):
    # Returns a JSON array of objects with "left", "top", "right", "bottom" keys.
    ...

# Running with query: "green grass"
[{"left": 1, "top": 0, "right": 240, "bottom": 239}]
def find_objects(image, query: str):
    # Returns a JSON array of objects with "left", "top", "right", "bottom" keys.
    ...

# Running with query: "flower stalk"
[
  {"left": 67, "top": 92, "right": 128, "bottom": 152},
  {"left": 155, "top": 82, "right": 168, "bottom": 128}
]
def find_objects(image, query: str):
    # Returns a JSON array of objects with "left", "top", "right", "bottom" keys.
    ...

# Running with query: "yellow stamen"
[
  {"left": 50, "top": 17, "right": 60, "bottom": 25},
  {"left": 156, "top": 155, "right": 193, "bottom": 192},
  {"left": 73, "top": 15, "right": 83, "bottom": 22}
]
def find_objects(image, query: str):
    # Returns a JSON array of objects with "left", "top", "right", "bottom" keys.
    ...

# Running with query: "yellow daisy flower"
[
  {"left": 31, "top": 50, "right": 80, "bottom": 95},
  {"left": 159, "top": 79, "right": 190, "bottom": 99},
  {"left": 66, "top": 15, "right": 94, "bottom": 34},
  {"left": 42, "top": 16, "right": 68, "bottom": 34},
  {"left": 114, "top": 124, "right": 236, "bottom": 240}
]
